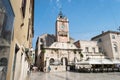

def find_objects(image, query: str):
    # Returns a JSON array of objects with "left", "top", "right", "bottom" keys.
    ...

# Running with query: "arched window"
[
  {"left": 113, "top": 44, "right": 118, "bottom": 52},
  {"left": 61, "top": 57, "right": 68, "bottom": 65},
  {"left": 49, "top": 58, "right": 55, "bottom": 65},
  {"left": 0, "top": 58, "right": 8, "bottom": 66}
]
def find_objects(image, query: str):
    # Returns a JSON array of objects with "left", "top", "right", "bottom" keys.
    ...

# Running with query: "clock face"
[{"left": 60, "top": 25, "right": 64, "bottom": 30}]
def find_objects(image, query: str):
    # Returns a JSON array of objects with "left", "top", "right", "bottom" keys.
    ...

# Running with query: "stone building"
[
  {"left": 35, "top": 34, "right": 56, "bottom": 67},
  {"left": 35, "top": 11, "right": 81, "bottom": 72},
  {"left": 74, "top": 31, "right": 120, "bottom": 69},
  {"left": 0, "top": 0, "right": 34, "bottom": 80},
  {"left": 74, "top": 40, "right": 104, "bottom": 60},
  {"left": 35, "top": 11, "right": 120, "bottom": 72},
  {"left": 91, "top": 31, "right": 120, "bottom": 63}
]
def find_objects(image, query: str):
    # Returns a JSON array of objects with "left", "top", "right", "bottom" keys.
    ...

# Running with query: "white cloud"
[
  {"left": 68, "top": 0, "right": 71, "bottom": 3},
  {"left": 56, "top": 0, "right": 62, "bottom": 9},
  {"left": 49, "top": 0, "right": 72, "bottom": 9},
  {"left": 56, "top": 0, "right": 60, "bottom": 2}
]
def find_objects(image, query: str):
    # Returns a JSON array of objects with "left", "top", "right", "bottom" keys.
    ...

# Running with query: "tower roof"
[{"left": 58, "top": 11, "right": 64, "bottom": 18}]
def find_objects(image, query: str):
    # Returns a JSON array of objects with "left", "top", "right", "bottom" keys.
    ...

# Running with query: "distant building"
[
  {"left": 29, "top": 48, "right": 35, "bottom": 66},
  {"left": 74, "top": 40, "right": 105, "bottom": 60},
  {"left": 74, "top": 31, "right": 120, "bottom": 68},
  {"left": 35, "top": 11, "right": 81, "bottom": 72},
  {"left": 91, "top": 31, "right": 120, "bottom": 61},
  {"left": 35, "top": 34, "right": 56, "bottom": 67},
  {"left": 35, "top": 11, "right": 120, "bottom": 72}
]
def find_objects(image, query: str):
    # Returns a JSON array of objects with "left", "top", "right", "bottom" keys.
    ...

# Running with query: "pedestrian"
[
  {"left": 48, "top": 66, "right": 51, "bottom": 72},
  {"left": 30, "top": 65, "right": 33, "bottom": 72}
]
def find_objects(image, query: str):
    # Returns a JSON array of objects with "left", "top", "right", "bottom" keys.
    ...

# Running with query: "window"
[
  {"left": 112, "top": 35, "right": 115, "bottom": 39},
  {"left": 99, "top": 47, "right": 103, "bottom": 53},
  {"left": 92, "top": 47, "right": 95, "bottom": 53},
  {"left": 21, "top": 0, "right": 26, "bottom": 18},
  {"left": 0, "top": 8, "right": 5, "bottom": 36},
  {"left": 85, "top": 47, "right": 89, "bottom": 52},
  {"left": 27, "top": 19, "right": 30, "bottom": 41},
  {"left": 113, "top": 44, "right": 118, "bottom": 52},
  {"left": 0, "top": 58, "right": 8, "bottom": 66},
  {"left": 50, "top": 58, "right": 55, "bottom": 65},
  {"left": 29, "top": 0, "right": 32, "bottom": 13},
  {"left": 40, "top": 44, "right": 43, "bottom": 49},
  {"left": 98, "top": 38, "right": 102, "bottom": 43},
  {"left": 40, "top": 38, "right": 43, "bottom": 42},
  {"left": 0, "top": 0, "right": 14, "bottom": 79}
]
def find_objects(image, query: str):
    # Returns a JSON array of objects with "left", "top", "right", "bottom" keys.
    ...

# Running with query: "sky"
[{"left": 33, "top": 0, "right": 120, "bottom": 49}]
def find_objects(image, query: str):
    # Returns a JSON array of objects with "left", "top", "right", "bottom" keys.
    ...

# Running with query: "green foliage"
[{"left": 41, "top": 48, "right": 46, "bottom": 53}]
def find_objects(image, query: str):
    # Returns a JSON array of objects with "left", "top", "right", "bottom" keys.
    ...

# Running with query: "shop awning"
[
  {"left": 89, "top": 59, "right": 102, "bottom": 65},
  {"left": 113, "top": 59, "right": 120, "bottom": 64},
  {"left": 76, "top": 58, "right": 114, "bottom": 65},
  {"left": 101, "top": 59, "right": 113, "bottom": 64},
  {"left": 76, "top": 61, "right": 89, "bottom": 65}
]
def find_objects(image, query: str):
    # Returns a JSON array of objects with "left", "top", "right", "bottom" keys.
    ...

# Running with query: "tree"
[{"left": 41, "top": 48, "right": 46, "bottom": 53}]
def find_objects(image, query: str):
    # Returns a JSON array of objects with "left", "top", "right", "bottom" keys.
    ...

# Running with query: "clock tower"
[{"left": 56, "top": 11, "right": 69, "bottom": 43}]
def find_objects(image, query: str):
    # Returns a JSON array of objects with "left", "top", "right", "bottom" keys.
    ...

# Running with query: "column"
[
  {"left": 63, "top": 58, "right": 66, "bottom": 66},
  {"left": 46, "top": 57, "right": 49, "bottom": 67}
]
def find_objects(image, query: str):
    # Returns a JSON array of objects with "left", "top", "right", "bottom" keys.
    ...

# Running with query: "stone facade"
[
  {"left": 35, "top": 34, "right": 56, "bottom": 67},
  {"left": 91, "top": 31, "right": 120, "bottom": 60},
  {"left": 35, "top": 12, "right": 81, "bottom": 72},
  {"left": 74, "top": 40, "right": 104, "bottom": 60},
  {"left": 74, "top": 31, "right": 120, "bottom": 68},
  {"left": 56, "top": 11, "right": 69, "bottom": 43},
  {"left": 35, "top": 11, "right": 120, "bottom": 72},
  {"left": 0, "top": 0, "right": 34, "bottom": 80},
  {"left": 39, "top": 42, "right": 80, "bottom": 72}
]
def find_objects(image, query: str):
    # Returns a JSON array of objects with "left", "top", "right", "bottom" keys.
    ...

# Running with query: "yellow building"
[{"left": 0, "top": 0, "right": 34, "bottom": 80}]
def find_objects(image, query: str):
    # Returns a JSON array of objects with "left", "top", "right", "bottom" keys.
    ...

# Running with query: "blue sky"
[{"left": 33, "top": 0, "right": 120, "bottom": 48}]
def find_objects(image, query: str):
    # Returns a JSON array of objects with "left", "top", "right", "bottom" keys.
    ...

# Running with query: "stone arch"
[
  {"left": 61, "top": 57, "right": 68, "bottom": 65},
  {"left": 49, "top": 58, "right": 55, "bottom": 65},
  {"left": 113, "top": 44, "right": 118, "bottom": 52}
]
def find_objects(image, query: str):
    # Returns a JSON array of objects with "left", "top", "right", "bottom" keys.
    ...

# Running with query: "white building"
[
  {"left": 74, "top": 40, "right": 105, "bottom": 60},
  {"left": 73, "top": 31, "right": 120, "bottom": 70},
  {"left": 91, "top": 31, "right": 120, "bottom": 64}
]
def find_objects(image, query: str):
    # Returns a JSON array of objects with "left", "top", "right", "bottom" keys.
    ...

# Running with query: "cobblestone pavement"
[{"left": 30, "top": 71, "right": 120, "bottom": 80}]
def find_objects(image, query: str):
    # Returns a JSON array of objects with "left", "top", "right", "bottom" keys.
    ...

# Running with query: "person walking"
[{"left": 48, "top": 66, "right": 51, "bottom": 72}]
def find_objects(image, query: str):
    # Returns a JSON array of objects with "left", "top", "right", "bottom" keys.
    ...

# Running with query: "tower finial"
[{"left": 58, "top": 8, "right": 64, "bottom": 18}]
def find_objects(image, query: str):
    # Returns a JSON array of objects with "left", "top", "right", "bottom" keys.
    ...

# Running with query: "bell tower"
[{"left": 56, "top": 11, "right": 69, "bottom": 43}]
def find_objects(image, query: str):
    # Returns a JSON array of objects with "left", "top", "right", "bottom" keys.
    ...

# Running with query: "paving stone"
[{"left": 30, "top": 71, "right": 120, "bottom": 80}]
